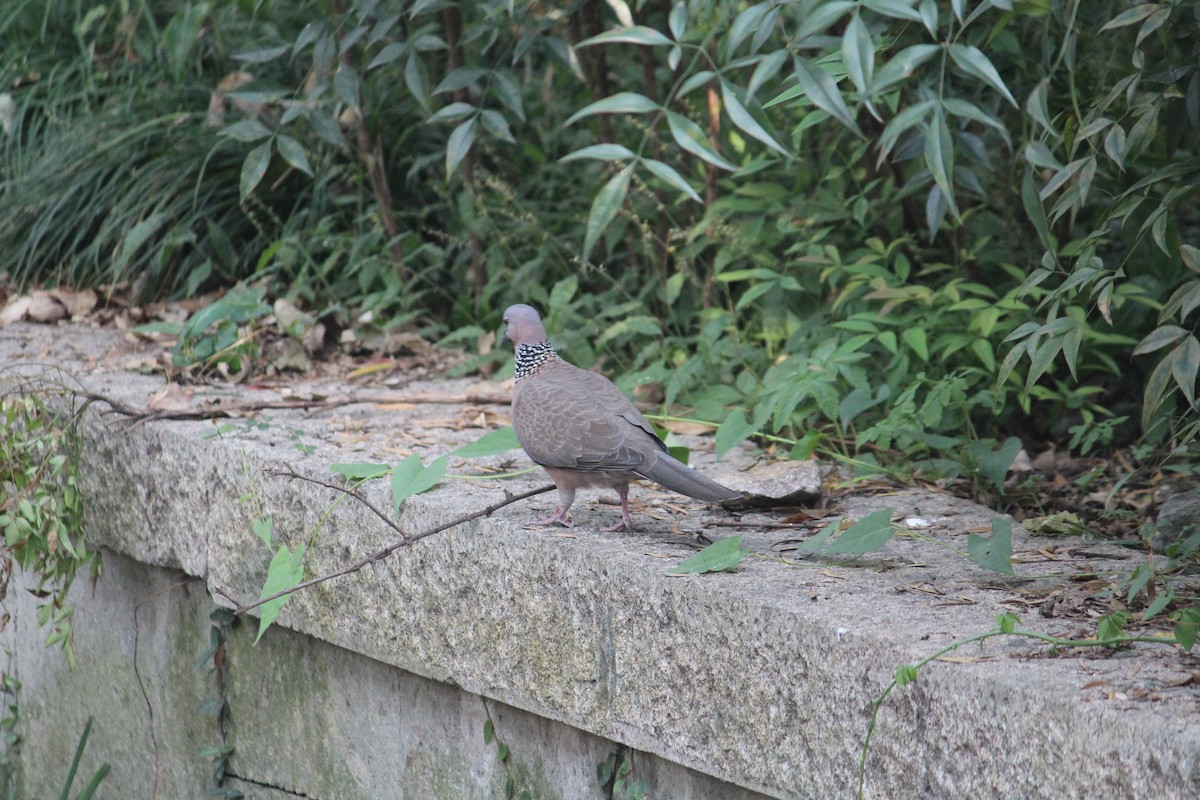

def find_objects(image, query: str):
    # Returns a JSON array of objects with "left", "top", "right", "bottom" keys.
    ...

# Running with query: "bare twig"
[
  {"left": 73, "top": 388, "right": 512, "bottom": 427},
  {"left": 232, "top": 470, "right": 555, "bottom": 615}
]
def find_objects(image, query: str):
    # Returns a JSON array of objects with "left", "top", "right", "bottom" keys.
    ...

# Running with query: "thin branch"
[
  {"left": 73, "top": 388, "right": 512, "bottom": 427},
  {"left": 232, "top": 470, "right": 555, "bottom": 615}
]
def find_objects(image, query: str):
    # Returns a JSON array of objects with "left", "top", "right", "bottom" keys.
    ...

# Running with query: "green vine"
[{"left": 0, "top": 380, "right": 99, "bottom": 668}]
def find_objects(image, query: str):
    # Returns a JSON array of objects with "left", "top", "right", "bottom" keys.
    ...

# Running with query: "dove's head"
[{"left": 501, "top": 304, "right": 548, "bottom": 346}]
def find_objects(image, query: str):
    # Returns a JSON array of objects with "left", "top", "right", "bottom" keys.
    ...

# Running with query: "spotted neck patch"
[{"left": 514, "top": 341, "right": 558, "bottom": 382}]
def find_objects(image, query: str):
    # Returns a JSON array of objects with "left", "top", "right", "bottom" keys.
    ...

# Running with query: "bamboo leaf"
[
  {"left": 720, "top": 82, "right": 789, "bottom": 156},
  {"left": 924, "top": 107, "right": 959, "bottom": 219},
  {"left": 787, "top": 57, "right": 864, "bottom": 136},
  {"left": 583, "top": 165, "right": 633, "bottom": 260},
  {"left": 947, "top": 44, "right": 1017, "bottom": 107},
  {"left": 641, "top": 158, "right": 702, "bottom": 202},
  {"left": 862, "top": 0, "right": 922, "bottom": 22},
  {"left": 1143, "top": 347, "right": 1176, "bottom": 430},
  {"left": 725, "top": 3, "right": 770, "bottom": 58},
  {"left": 239, "top": 141, "right": 272, "bottom": 198},
  {"left": 841, "top": 12, "right": 875, "bottom": 97},
  {"left": 275, "top": 134, "right": 313, "bottom": 176},
  {"left": 666, "top": 111, "right": 738, "bottom": 171},
  {"left": 428, "top": 102, "right": 476, "bottom": 123},
  {"left": 1099, "top": 3, "right": 1162, "bottom": 31},
  {"left": 1171, "top": 336, "right": 1200, "bottom": 407},
  {"left": 873, "top": 44, "right": 940, "bottom": 94},
  {"left": 565, "top": 92, "right": 660, "bottom": 127},
  {"left": 578, "top": 26, "right": 674, "bottom": 48},
  {"left": 219, "top": 119, "right": 271, "bottom": 142},
  {"left": 445, "top": 118, "right": 477, "bottom": 179},
  {"left": 560, "top": 144, "right": 638, "bottom": 163}
]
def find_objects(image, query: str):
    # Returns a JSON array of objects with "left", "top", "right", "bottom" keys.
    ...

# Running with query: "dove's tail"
[{"left": 638, "top": 452, "right": 741, "bottom": 502}]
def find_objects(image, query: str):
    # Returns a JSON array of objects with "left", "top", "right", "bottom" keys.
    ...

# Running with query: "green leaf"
[
  {"left": 996, "top": 612, "right": 1018, "bottom": 634},
  {"left": 1174, "top": 609, "right": 1199, "bottom": 651},
  {"left": 453, "top": 427, "right": 521, "bottom": 458},
  {"left": 786, "top": 57, "right": 864, "bottom": 136},
  {"left": 669, "top": 535, "right": 750, "bottom": 574},
  {"left": 666, "top": 111, "right": 738, "bottom": 171},
  {"left": 1099, "top": 3, "right": 1162, "bottom": 31},
  {"left": 564, "top": 92, "right": 660, "bottom": 127},
  {"left": 1170, "top": 336, "right": 1200, "bottom": 407},
  {"left": 483, "top": 718, "right": 494, "bottom": 744},
  {"left": 669, "top": 1, "right": 687, "bottom": 40},
  {"left": 967, "top": 436, "right": 1023, "bottom": 494},
  {"left": 480, "top": 110, "right": 515, "bottom": 143},
  {"left": 1025, "top": 80, "right": 1055, "bottom": 136},
  {"left": 967, "top": 518, "right": 1016, "bottom": 576},
  {"left": 428, "top": 101, "right": 476, "bottom": 123},
  {"left": 901, "top": 327, "right": 928, "bottom": 361},
  {"left": 115, "top": 212, "right": 169, "bottom": 274},
  {"left": 559, "top": 144, "right": 637, "bottom": 163},
  {"left": 577, "top": 26, "right": 674, "bottom": 48},
  {"left": 894, "top": 663, "right": 918, "bottom": 687},
  {"left": 234, "top": 45, "right": 289, "bottom": 63},
  {"left": 433, "top": 68, "right": 487, "bottom": 95},
  {"left": 1021, "top": 169, "right": 1054, "bottom": 254},
  {"left": 725, "top": 4, "right": 770, "bottom": 59},
  {"left": 793, "top": 1, "right": 854, "bottom": 40},
  {"left": 874, "top": 44, "right": 940, "bottom": 95},
  {"left": 330, "top": 462, "right": 391, "bottom": 482},
  {"left": 239, "top": 141, "right": 272, "bottom": 198},
  {"left": 947, "top": 44, "right": 1017, "bottom": 107},
  {"left": 252, "top": 516, "right": 273, "bottom": 549},
  {"left": 1143, "top": 347, "right": 1176, "bottom": 430},
  {"left": 715, "top": 409, "right": 757, "bottom": 459},
  {"left": 1142, "top": 588, "right": 1173, "bottom": 622},
  {"left": 333, "top": 66, "right": 361, "bottom": 114},
  {"left": 219, "top": 119, "right": 271, "bottom": 142},
  {"left": 181, "top": 284, "right": 270, "bottom": 336},
  {"left": 583, "top": 165, "right": 633, "bottom": 260},
  {"left": 446, "top": 118, "right": 477, "bottom": 179},
  {"left": 275, "top": 135, "right": 313, "bottom": 176},
  {"left": 1096, "top": 611, "right": 1128, "bottom": 640},
  {"left": 841, "top": 12, "right": 874, "bottom": 97},
  {"left": 924, "top": 107, "right": 959, "bottom": 220},
  {"left": 255, "top": 543, "right": 305, "bottom": 643},
  {"left": 877, "top": 99, "right": 935, "bottom": 163},
  {"left": 747, "top": 50, "right": 788, "bottom": 101},
  {"left": 1134, "top": 325, "right": 1188, "bottom": 356},
  {"left": 641, "top": 158, "right": 702, "bottom": 202},
  {"left": 391, "top": 454, "right": 450, "bottom": 515},
  {"left": 824, "top": 508, "right": 895, "bottom": 554},
  {"left": 720, "top": 82, "right": 788, "bottom": 156},
  {"left": 863, "top": 0, "right": 922, "bottom": 22}
]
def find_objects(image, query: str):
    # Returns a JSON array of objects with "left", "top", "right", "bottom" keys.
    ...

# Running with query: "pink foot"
[{"left": 534, "top": 507, "right": 574, "bottom": 528}]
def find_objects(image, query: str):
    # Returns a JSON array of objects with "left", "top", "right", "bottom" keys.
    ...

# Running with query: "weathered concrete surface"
[{"left": 2, "top": 321, "right": 1199, "bottom": 799}]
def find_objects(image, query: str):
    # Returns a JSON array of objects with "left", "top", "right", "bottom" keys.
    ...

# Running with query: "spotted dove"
[{"left": 501, "top": 303, "right": 740, "bottom": 531}]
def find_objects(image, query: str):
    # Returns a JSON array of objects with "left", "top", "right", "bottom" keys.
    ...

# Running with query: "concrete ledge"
[{"left": 3, "top": 322, "right": 1199, "bottom": 799}]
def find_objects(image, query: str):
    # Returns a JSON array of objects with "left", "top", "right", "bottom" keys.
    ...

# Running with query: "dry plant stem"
[
  {"left": 230, "top": 470, "right": 556, "bottom": 616},
  {"left": 76, "top": 389, "right": 512, "bottom": 427}
]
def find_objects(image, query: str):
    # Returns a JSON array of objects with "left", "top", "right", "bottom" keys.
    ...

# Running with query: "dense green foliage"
[{"left": 2, "top": 0, "right": 1197, "bottom": 478}]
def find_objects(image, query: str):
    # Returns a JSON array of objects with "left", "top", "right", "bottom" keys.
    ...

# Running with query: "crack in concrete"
[{"left": 228, "top": 771, "right": 314, "bottom": 799}]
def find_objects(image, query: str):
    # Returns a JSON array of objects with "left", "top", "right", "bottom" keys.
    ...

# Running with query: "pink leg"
[{"left": 602, "top": 484, "right": 633, "bottom": 532}]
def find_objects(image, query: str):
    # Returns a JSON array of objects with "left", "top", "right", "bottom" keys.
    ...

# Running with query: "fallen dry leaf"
[{"left": 146, "top": 384, "right": 195, "bottom": 413}]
